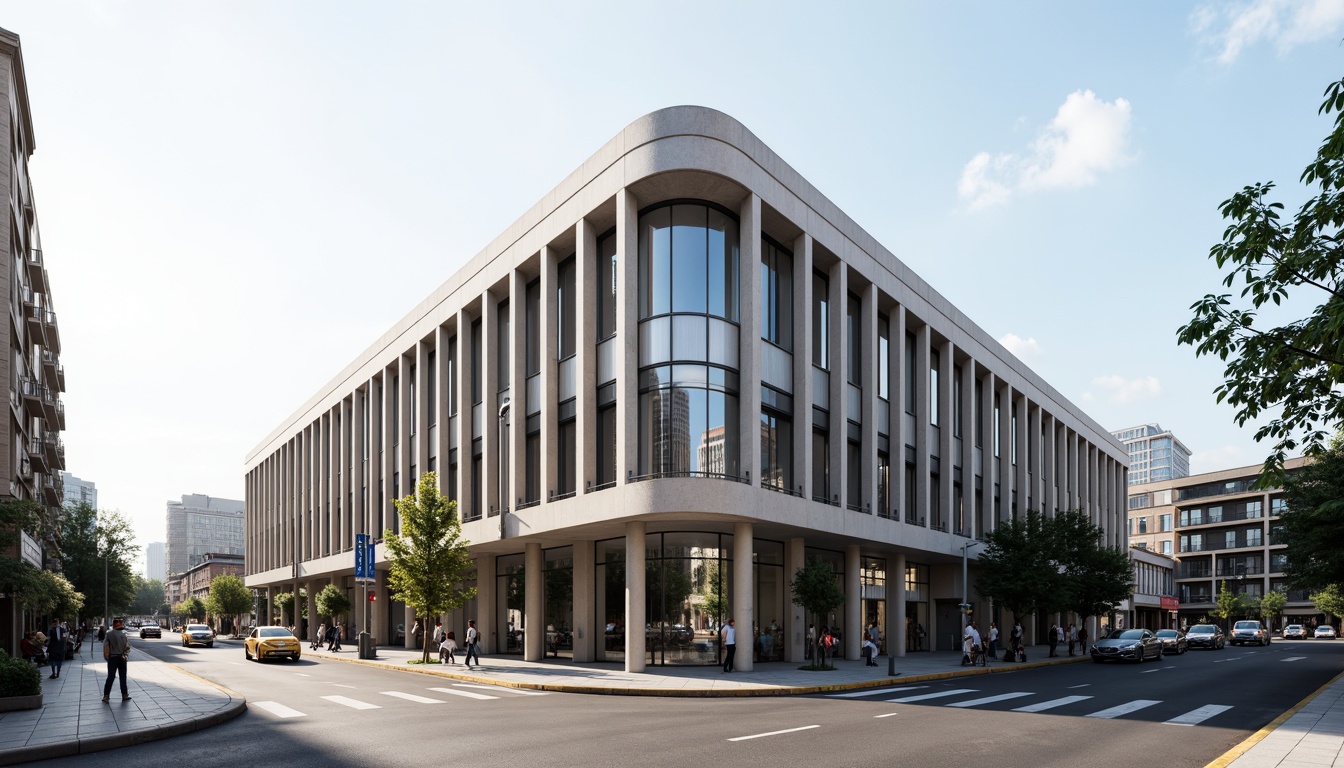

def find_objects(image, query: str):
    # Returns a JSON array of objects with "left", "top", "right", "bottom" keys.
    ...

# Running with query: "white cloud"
[
  {"left": 958, "top": 90, "right": 1133, "bottom": 209},
  {"left": 1194, "top": 0, "right": 1344, "bottom": 65},
  {"left": 1084, "top": 375, "right": 1163, "bottom": 405},
  {"left": 998, "top": 333, "right": 1044, "bottom": 362}
]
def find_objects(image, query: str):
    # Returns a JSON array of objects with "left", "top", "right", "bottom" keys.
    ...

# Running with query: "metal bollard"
[{"left": 887, "top": 653, "right": 896, "bottom": 676}]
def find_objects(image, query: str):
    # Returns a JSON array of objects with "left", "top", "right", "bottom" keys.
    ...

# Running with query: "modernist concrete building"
[
  {"left": 0, "top": 27, "right": 68, "bottom": 657},
  {"left": 60, "top": 471, "right": 95, "bottom": 509},
  {"left": 145, "top": 541, "right": 166, "bottom": 582},
  {"left": 1111, "top": 423, "right": 1191, "bottom": 486},
  {"left": 244, "top": 107, "right": 1129, "bottom": 670},
  {"left": 166, "top": 494, "right": 245, "bottom": 578}
]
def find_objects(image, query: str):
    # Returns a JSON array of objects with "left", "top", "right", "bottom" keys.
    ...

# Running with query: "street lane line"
[
  {"left": 946, "top": 692, "right": 1033, "bottom": 708},
  {"left": 1165, "top": 704, "right": 1233, "bottom": 726},
  {"left": 828, "top": 686, "right": 927, "bottom": 698},
  {"left": 1013, "top": 695, "right": 1093, "bottom": 713},
  {"left": 1067, "top": 684, "right": 1090, "bottom": 689},
  {"left": 1086, "top": 699, "right": 1162, "bottom": 719},
  {"left": 1282, "top": 657, "right": 1307, "bottom": 662},
  {"left": 295, "top": 673, "right": 311, "bottom": 677},
  {"left": 874, "top": 712, "right": 901, "bottom": 718},
  {"left": 322, "top": 695, "right": 381, "bottom": 710},
  {"left": 1141, "top": 668, "right": 1167, "bottom": 673},
  {"left": 252, "top": 701, "right": 307, "bottom": 718},
  {"left": 380, "top": 691, "right": 444, "bottom": 704},
  {"left": 453, "top": 683, "right": 549, "bottom": 695},
  {"left": 887, "top": 689, "right": 977, "bottom": 703},
  {"left": 329, "top": 683, "right": 356, "bottom": 688},
  {"left": 727, "top": 725, "right": 820, "bottom": 742},
  {"left": 428, "top": 687, "right": 497, "bottom": 700}
]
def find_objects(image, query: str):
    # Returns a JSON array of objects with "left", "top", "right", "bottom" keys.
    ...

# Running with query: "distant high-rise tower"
[
  {"left": 165, "top": 494, "right": 245, "bottom": 578},
  {"left": 1109, "top": 424, "right": 1192, "bottom": 486},
  {"left": 145, "top": 541, "right": 166, "bottom": 582},
  {"left": 61, "top": 472, "right": 96, "bottom": 509}
]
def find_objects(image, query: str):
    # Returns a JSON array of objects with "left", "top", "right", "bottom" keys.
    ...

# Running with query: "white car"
[{"left": 1315, "top": 625, "right": 1337, "bottom": 639}]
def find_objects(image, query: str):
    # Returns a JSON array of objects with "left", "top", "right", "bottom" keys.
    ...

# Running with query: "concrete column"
[
  {"left": 1043, "top": 413, "right": 1056, "bottom": 516},
  {"left": 572, "top": 540, "right": 595, "bottom": 662},
  {"left": 404, "top": 604, "right": 416, "bottom": 650},
  {"left": 998, "top": 382, "right": 1012, "bottom": 522},
  {"left": 959, "top": 358, "right": 975, "bottom": 536},
  {"left": 482, "top": 290, "right": 501, "bottom": 528},
  {"left": 845, "top": 544, "right": 861, "bottom": 660},
  {"left": 399, "top": 354, "right": 413, "bottom": 528},
  {"left": 861, "top": 282, "right": 878, "bottom": 515},
  {"left": 539, "top": 243, "right": 557, "bottom": 498},
  {"left": 794, "top": 234, "right": 813, "bottom": 501},
  {"left": 304, "top": 583, "right": 316, "bottom": 640},
  {"left": 938, "top": 338, "right": 954, "bottom": 531},
  {"left": 435, "top": 325, "right": 451, "bottom": 495},
  {"left": 914, "top": 323, "right": 931, "bottom": 527},
  {"left": 786, "top": 537, "right": 805, "bottom": 663},
  {"left": 454, "top": 312, "right": 473, "bottom": 517},
  {"left": 524, "top": 542, "right": 543, "bottom": 661},
  {"left": 894, "top": 552, "right": 908, "bottom": 657},
  {"left": 417, "top": 340, "right": 432, "bottom": 492},
  {"left": 1029, "top": 402, "right": 1042, "bottom": 514},
  {"left": 740, "top": 193, "right": 762, "bottom": 485},
  {"left": 828, "top": 261, "right": 846, "bottom": 507},
  {"left": 893, "top": 306, "right": 907, "bottom": 521},
  {"left": 732, "top": 522, "right": 754, "bottom": 672},
  {"left": 624, "top": 521, "right": 646, "bottom": 672},
  {"left": 1015, "top": 392, "right": 1028, "bottom": 518},
  {"left": 354, "top": 385, "right": 366, "bottom": 544},
  {"left": 476, "top": 555, "right": 496, "bottom": 654},
  {"left": 575, "top": 221, "right": 597, "bottom": 493},
  {"left": 616, "top": 189, "right": 639, "bottom": 485},
  {"left": 510, "top": 269, "right": 527, "bottom": 510}
]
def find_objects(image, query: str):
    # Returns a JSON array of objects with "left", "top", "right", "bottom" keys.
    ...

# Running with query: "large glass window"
[
  {"left": 471, "top": 320, "right": 482, "bottom": 405},
  {"left": 761, "top": 238, "right": 793, "bottom": 350},
  {"left": 597, "top": 403, "right": 617, "bottom": 487},
  {"left": 760, "top": 405, "right": 793, "bottom": 492},
  {"left": 639, "top": 203, "right": 738, "bottom": 321},
  {"left": 930, "top": 349, "right": 940, "bottom": 426},
  {"left": 847, "top": 293, "right": 861, "bottom": 385},
  {"left": 813, "top": 272, "right": 829, "bottom": 369},
  {"left": 904, "top": 332, "right": 916, "bottom": 415},
  {"left": 558, "top": 257, "right": 577, "bottom": 360},
  {"left": 878, "top": 314, "right": 890, "bottom": 401},
  {"left": 526, "top": 279, "right": 541, "bottom": 377},
  {"left": 812, "top": 426, "right": 830, "bottom": 502},
  {"left": 598, "top": 230, "right": 618, "bottom": 340},
  {"left": 497, "top": 300, "right": 510, "bottom": 391}
]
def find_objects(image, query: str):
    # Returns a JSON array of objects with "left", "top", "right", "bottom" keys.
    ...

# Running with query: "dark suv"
[
  {"left": 1230, "top": 620, "right": 1270, "bottom": 646},
  {"left": 1185, "top": 624, "right": 1226, "bottom": 650}
]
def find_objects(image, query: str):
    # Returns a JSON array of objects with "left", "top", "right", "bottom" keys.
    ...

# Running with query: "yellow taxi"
[{"left": 244, "top": 626, "right": 302, "bottom": 662}]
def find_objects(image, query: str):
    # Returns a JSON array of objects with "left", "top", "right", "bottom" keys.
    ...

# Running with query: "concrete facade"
[
  {"left": 146, "top": 541, "right": 166, "bottom": 582},
  {"left": 165, "top": 494, "right": 245, "bottom": 578},
  {"left": 244, "top": 107, "right": 1128, "bottom": 671}
]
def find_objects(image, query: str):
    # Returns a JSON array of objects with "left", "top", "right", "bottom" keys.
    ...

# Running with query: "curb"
[
  {"left": 306, "top": 649, "right": 1089, "bottom": 697},
  {"left": 1203, "top": 668, "right": 1344, "bottom": 768}
]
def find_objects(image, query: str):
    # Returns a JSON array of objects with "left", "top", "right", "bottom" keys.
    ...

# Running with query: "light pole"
[
  {"left": 960, "top": 540, "right": 983, "bottom": 636},
  {"left": 498, "top": 397, "right": 510, "bottom": 539}
]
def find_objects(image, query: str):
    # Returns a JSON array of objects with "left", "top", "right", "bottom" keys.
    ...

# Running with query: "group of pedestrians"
[
  {"left": 1046, "top": 622, "right": 1089, "bottom": 657},
  {"left": 311, "top": 622, "right": 344, "bottom": 651},
  {"left": 962, "top": 621, "right": 996, "bottom": 666}
]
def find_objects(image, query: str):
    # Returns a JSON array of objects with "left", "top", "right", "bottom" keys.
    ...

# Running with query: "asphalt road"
[{"left": 61, "top": 635, "right": 1344, "bottom": 768}]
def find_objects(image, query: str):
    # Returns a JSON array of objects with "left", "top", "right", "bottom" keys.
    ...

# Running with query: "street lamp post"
[
  {"left": 960, "top": 540, "right": 983, "bottom": 637},
  {"left": 498, "top": 398, "right": 510, "bottom": 540}
]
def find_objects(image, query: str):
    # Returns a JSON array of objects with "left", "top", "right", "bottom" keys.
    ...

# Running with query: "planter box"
[{"left": 0, "top": 693, "right": 41, "bottom": 712}]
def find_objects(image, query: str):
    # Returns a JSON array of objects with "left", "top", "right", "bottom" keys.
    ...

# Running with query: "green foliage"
[
  {"left": 129, "top": 577, "right": 166, "bottom": 617},
  {"left": 790, "top": 556, "right": 845, "bottom": 668},
  {"left": 1052, "top": 511, "right": 1133, "bottom": 619},
  {"left": 1176, "top": 77, "right": 1344, "bottom": 486},
  {"left": 272, "top": 590, "right": 307, "bottom": 625},
  {"left": 57, "top": 503, "right": 138, "bottom": 617},
  {"left": 1310, "top": 584, "right": 1344, "bottom": 620},
  {"left": 0, "top": 649, "right": 41, "bottom": 698},
  {"left": 174, "top": 597, "right": 207, "bottom": 623},
  {"left": 698, "top": 560, "right": 727, "bottom": 624},
  {"left": 1260, "top": 589, "right": 1288, "bottom": 630},
  {"left": 0, "top": 498, "right": 43, "bottom": 551},
  {"left": 315, "top": 583, "right": 352, "bottom": 622},
  {"left": 1280, "top": 439, "right": 1344, "bottom": 591},
  {"left": 0, "top": 559, "right": 83, "bottom": 618},
  {"left": 384, "top": 472, "right": 477, "bottom": 663},
  {"left": 206, "top": 575, "right": 253, "bottom": 633},
  {"left": 1210, "top": 581, "right": 1251, "bottom": 625}
]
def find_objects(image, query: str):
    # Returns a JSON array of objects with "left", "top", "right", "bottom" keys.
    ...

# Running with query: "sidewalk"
[
  {"left": 1215, "top": 670, "right": 1344, "bottom": 768},
  {"left": 0, "top": 642, "right": 244, "bottom": 767}
]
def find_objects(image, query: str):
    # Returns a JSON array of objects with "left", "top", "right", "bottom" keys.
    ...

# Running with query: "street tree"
[
  {"left": 315, "top": 583, "right": 352, "bottom": 628},
  {"left": 1176, "top": 76, "right": 1344, "bottom": 486},
  {"left": 207, "top": 574, "right": 253, "bottom": 636},
  {"left": 1280, "top": 437, "right": 1344, "bottom": 592},
  {"left": 1052, "top": 510, "right": 1134, "bottom": 624},
  {"left": 1210, "top": 581, "right": 1250, "bottom": 629},
  {"left": 790, "top": 556, "right": 845, "bottom": 669},
  {"left": 129, "top": 577, "right": 166, "bottom": 617},
  {"left": 175, "top": 596, "right": 207, "bottom": 625},
  {"left": 1310, "top": 584, "right": 1344, "bottom": 624},
  {"left": 272, "top": 590, "right": 307, "bottom": 626},
  {"left": 384, "top": 472, "right": 477, "bottom": 664},
  {"left": 58, "top": 502, "right": 138, "bottom": 620},
  {"left": 1260, "top": 588, "right": 1288, "bottom": 632},
  {"left": 975, "top": 509, "right": 1065, "bottom": 623}
]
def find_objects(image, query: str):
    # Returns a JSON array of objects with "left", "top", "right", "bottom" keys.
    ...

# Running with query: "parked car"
[
  {"left": 139, "top": 623, "right": 161, "bottom": 639},
  {"left": 1314, "top": 625, "right": 1337, "bottom": 639},
  {"left": 181, "top": 623, "right": 215, "bottom": 648},
  {"left": 1230, "top": 620, "right": 1271, "bottom": 646},
  {"left": 1155, "top": 629, "right": 1188, "bottom": 655},
  {"left": 1185, "top": 624, "right": 1226, "bottom": 650},
  {"left": 1284, "top": 624, "right": 1307, "bottom": 639},
  {"left": 244, "top": 626, "right": 302, "bottom": 662},
  {"left": 1090, "top": 628, "right": 1164, "bottom": 663}
]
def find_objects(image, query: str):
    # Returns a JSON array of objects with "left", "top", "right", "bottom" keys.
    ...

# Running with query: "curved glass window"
[{"left": 639, "top": 203, "right": 739, "bottom": 322}]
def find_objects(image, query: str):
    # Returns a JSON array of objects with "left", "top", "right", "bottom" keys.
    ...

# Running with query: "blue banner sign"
[{"left": 355, "top": 533, "right": 368, "bottom": 579}]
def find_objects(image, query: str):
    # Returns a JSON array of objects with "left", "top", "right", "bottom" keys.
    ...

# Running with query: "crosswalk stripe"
[
  {"left": 887, "top": 689, "right": 977, "bottom": 703},
  {"left": 1086, "top": 699, "right": 1162, "bottom": 719},
  {"left": 380, "top": 691, "right": 443, "bottom": 704},
  {"left": 252, "top": 700, "right": 307, "bottom": 718},
  {"left": 453, "top": 683, "right": 549, "bottom": 696},
  {"left": 1013, "top": 695, "right": 1093, "bottom": 713},
  {"left": 828, "top": 686, "right": 927, "bottom": 699},
  {"left": 946, "top": 692, "right": 1033, "bottom": 708},
  {"left": 428, "top": 687, "right": 497, "bottom": 700},
  {"left": 322, "top": 695, "right": 381, "bottom": 710},
  {"left": 1165, "top": 704, "right": 1233, "bottom": 726},
  {"left": 1282, "top": 656, "right": 1307, "bottom": 662}
]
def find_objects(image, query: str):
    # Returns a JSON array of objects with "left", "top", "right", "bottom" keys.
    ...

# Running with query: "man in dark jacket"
[{"left": 46, "top": 620, "right": 67, "bottom": 679}]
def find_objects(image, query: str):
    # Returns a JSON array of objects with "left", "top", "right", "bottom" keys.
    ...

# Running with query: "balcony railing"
[
  {"left": 1178, "top": 567, "right": 1211, "bottom": 579},
  {"left": 43, "top": 309, "right": 60, "bottom": 353},
  {"left": 1215, "top": 564, "right": 1264, "bottom": 577},
  {"left": 25, "top": 249, "right": 46, "bottom": 292}
]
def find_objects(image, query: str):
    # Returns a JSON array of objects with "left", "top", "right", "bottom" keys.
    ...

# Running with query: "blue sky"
[{"left": 2, "top": 1, "right": 1341, "bottom": 563}]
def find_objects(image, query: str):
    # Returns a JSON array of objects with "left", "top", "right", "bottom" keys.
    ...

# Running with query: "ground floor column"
[
  {"left": 371, "top": 570, "right": 388, "bottom": 645},
  {"left": 894, "top": 553, "right": 908, "bottom": 657},
  {"left": 845, "top": 545, "right": 861, "bottom": 660},
  {"left": 404, "top": 605, "right": 416, "bottom": 650},
  {"left": 524, "top": 542, "right": 544, "bottom": 661},
  {"left": 785, "top": 537, "right": 805, "bottom": 663},
  {"left": 625, "top": 522, "right": 646, "bottom": 673},
  {"left": 733, "top": 522, "right": 754, "bottom": 673},
  {"left": 303, "top": 581, "right": 316, "bottom": 641},
  {"left": 263, "top": 590, "right": 274, "bottom": 628},
  {"left": 476, "top": 555, "right": 497, "bottom": 654},
  {"left": 572, "top": 540, "right": 595, "bottom": 662}
]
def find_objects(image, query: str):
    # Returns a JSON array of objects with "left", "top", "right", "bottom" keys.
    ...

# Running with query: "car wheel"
[
  {"left": 207, "top": 642, "right": 213, "bottom": 648},
  {"left": 1156, "top": 646, "right": 1164, "bottom": 660},
  {"left": 290, "top": 655, "right": 300, "bottom": 662},
  {"left": 1180, "top": 646, "right": 1187, "bottom": 655},
  {"left": 245, "top": 647, "right": 252, "bottom": 661},
  {"left": 1135, "top": 647, "right": 1144, "bottom": 663}
]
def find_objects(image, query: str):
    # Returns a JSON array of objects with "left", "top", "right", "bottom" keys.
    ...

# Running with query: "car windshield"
[
  {"left": 1108, "top": 630, "right": 1145, "bottom": 640},
  {"left": 1188, "top": 625, "right": 1216, "bottom": 634},
  {"left": 1156, "top": 630, "right": 1178, "bottom": 638},
  {"left": 1234, "top": 621, "right": 1260, "bottom": 629},
  {"left": 186, "top": 625, "right": 209, "bottom": 632},
  {"left": 258, "top": 628, "right": 291, "bottom": 638},
  {"left": 1288, "top": 625, "right": 1302, "bottom": 631}
]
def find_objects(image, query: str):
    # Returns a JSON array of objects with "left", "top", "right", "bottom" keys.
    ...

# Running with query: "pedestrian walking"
[
  {"left": 1048, "top": 623, "right": 1060, "bottom": 657},
  {"left": 862, "top": 636, "right": 879, "bottom": 666},
  {"left": 312, "top": 623, "right": 325, "bottom": 651},
  {"left": 440, "top": 631, "right": 458, "bottom": 664},
  {"left": 806, "top": 623, "right": 815, "bottom": 660},
  {"left": 464, "top": 620, "right": 481, "bottom": 668},
  {"left": 332, "top": 624, "right": 343, "bottom": 652},
  {"left": 722, "top": 619, "right": 737, "bottom": 673},
  {"left": 962, "top": 622, "right": 982, "bottom": 666},
  {"left": 46, "top": 619, "right": 67, "bottom": 679},
  {"left": 915, "top": 623, "right": 926, "bottom": 652},
  {"left": 1067, "top": 623, "right": 1078, "bottom": 656},
  {"left": 868, "top": 621, "right": 882, "bottom": 656},
  {"left": 325, "top": 623, "right": 338, "bottom": 651},
  {"left": 986, "top": 621, "right": 999, "bottom": 660},
  {"left": 1078, "top": 625, "right": 1089, "bottom": 654},
  {"left": 102, "top": 617, "right": 131, "bottom": 702}
]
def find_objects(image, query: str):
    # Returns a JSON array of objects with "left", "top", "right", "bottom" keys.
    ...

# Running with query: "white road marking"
[
  {"left": 887, "top": 689, "right": 978, "bottom": 703},
  {"left": 380, "top": 691, "right": 443, "bottom": 704},
  {"left": 295, "top": 673, "right": 311, "bottom": 677},
  {"left": 727, "top": 725, "right": 820, "bottom": 742},
  {"left": 1140, "top": 668, "right": 1167, "bottom": 674},
  {"left": 1165, "top": 704, "right": 1233, "bottom": 726},
  {"left": 252, "top": 701, "right": 307, "bottom": 718},
  {"left": 329, "top": 683, "right": 356, "bottom": 688},
  {"left": 1282, "top": 657, "right": 1307, "bottom": 662},
  {"left": 1067, "top": 684, "right": 1091, "bottom": 689},
  {"left": 827, "top": 686, "right": 927, "bottom": 698},
  {"left": 1013, "top": 695, "right": 1093, "bottom": 713},
  {"left": 1086, "top": 699, "right": 1162, "bottom": 719},
  {"left": 874, "top": 712, "right": 901, "bottom": 718},
  {"left": 428, "top": 687, "right": 497, "bottom": 700},
  {"left": 322, "top": 695, "right": 380, "bottom": 710},
  {"left": 453, "top": 683, "right": 549, "bottom": 696},
  {"left": 945, "top": 692, "right": 1033, "bottom": 708}
]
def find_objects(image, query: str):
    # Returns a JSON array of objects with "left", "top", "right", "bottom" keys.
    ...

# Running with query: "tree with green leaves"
[
  {"left": 1280, "top": 437, "right": 1344, "bottom": 592},
  {"left": 207, "top": 574, "right": 253, "bottom": 636},
  {"left": 174, "top": 596, "right": 207, "bottom": 625},
  {"left": 698, "top": 560, "right": 728, "bottom": 627},
  {"left": 1210, "top": 581, "right": 1250, "bottom": 630},
  {"left": 975, "top": 509, "right": 1064, "bottom": 622},
  {"left": 1176, "top": 76, "right": 1344, "bottom": 486},
  {"left": 129, "top": 577, "right": 166, "bottom": 617},
  {"left": 272, "top": 590, "right": 307, "bottom": 626},
  {"left": 57, "top": 502, "right": 138, "bottom": 620},
  {"left": 1052, "top": 511, "right": 1134, "bottom": 623},
  {"left": 1260, "top": 588, "right": 1288, "bottom": 633},
  {"left": 316, "top": 583, "right": 352, "bottom": 629},
  {"left": 384, "top": 472, "right": 477, "bottom": 664},
  {"left": 790, "top": 556, "right": 845, "bottom": 669},
  {"left": 1310, "top": 584, "right": 1344, "bottom": 625}
]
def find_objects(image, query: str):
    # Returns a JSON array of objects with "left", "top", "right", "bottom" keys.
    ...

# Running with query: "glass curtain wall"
[
  {"left": 497, "top": 553, "right": 525, "bottom": 654},
  {"left": 543, "top": 546, "right": 573, "bottom": 658}
]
